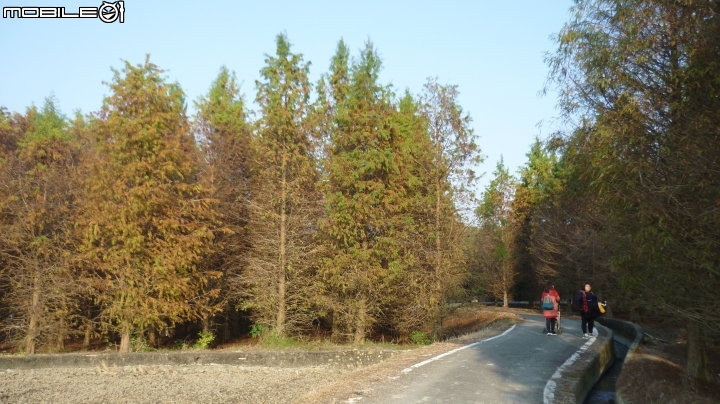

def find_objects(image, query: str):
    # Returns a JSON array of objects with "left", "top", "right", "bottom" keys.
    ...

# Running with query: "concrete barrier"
[
  {"left": 596, "top": 317, "right": 643, "bottom": 352},
  {"left": 552, "top": 324, "right": 616, "bottom": 404},
  {"left": 0, "top": 349, "right": 401, "bottom": 370},
  {"left": 596, "top": 317, "right": 643, "bottom": 404}
]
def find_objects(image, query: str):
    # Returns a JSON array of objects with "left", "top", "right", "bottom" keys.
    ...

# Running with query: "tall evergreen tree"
[
  {"left": 382, "top": 92, "right": 443, "bottom": 340},
  {"left": 314, "top": 39, "right": 351, "bottom": 171},
  {"left": 418, "top": 77, "right": 482, "bottom": 335},
  {"left": 194, "top": 66, "right": 252, "bottom": 339},
  {"left": 0, "top": 97, "right": 81, "bottom": 353},
  {"left": 320, "top": 41, "right": 420, "bottom": 343},
  {"left": 80, "top": 57, "right": 220, "bottom": 353},
  {"left": 512, "top": 139, "right": 560, "bottom": 289},
  {"left": 240, "top": 34, "right": 320, "bottom": 337},
  {"left": 476, "top": 158, "right": 517, "bottom": 308}
]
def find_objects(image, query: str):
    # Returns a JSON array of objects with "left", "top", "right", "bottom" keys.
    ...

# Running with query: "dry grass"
[
  {"left": 441, "top": 308, "right": 522, "bottom": 341},
  {"left": 616, "top": 321, "right": 720, "bottom": 404},
  {"left": 617, "top": 349, "right": 719, "bottom": 404}
]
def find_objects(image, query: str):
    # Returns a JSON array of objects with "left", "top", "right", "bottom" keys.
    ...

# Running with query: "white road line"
[
  {"left": 543, "top": 329, "right": 599, "bottom": 404},
  {"left": 400, "top": 324, "right": 517, "bottom": 374}
]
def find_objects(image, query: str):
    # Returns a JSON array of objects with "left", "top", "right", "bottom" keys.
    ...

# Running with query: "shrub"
[
  {"left": 194, "top": 330, "right": 215, "bottom": 349},
  {"left": 411, "top": 331, "right": 433, "bottom": 345},
  {"left": 250, "top": 324, "right": 266, "bottom": 339}
]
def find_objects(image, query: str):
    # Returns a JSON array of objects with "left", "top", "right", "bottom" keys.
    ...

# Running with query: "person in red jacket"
[{"left": 542, "top": 282, "right": 560, "bottom": 335}]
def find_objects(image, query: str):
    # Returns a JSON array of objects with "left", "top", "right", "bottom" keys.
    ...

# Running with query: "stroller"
[{"left": 542, "top": 309, "right": 563, "bottom": 334}]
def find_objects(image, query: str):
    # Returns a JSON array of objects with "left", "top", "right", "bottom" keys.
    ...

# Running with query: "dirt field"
[
  {"left": 0, "top": 309, "right": 521, "bottom": 404},
  {"left": 0, "top": 364, "right": 345, "bottom": 404}
]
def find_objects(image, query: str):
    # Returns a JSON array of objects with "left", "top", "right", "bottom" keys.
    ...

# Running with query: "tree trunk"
[
  {"left": 354, "top": 299, "right": 366, "bottom": 344},
  {"left": 83, "top": 322, "right": 92, "bottom": 348},
  {"left": 629, "top": 307, "right": 640, "bottom": 323},
  {"left": 202, "top": 315, "right": 211, "bottom": 334},
  {"left": 435, "top": 179, "right": 441, "bottom": 280},
  {"left": 434, "top": 169, "right": 443, "bottom": 337},
  {"left": 83, "top": 307, "right": 92, "bottom": 348},
  {"left": 119, "top": 327, "right": 131, "bottom": 353},
  {"left": 686, "top": 322, "right": 713, "bottom": 382},
  {"left": 277, "top": 155, "right": 287, "bottom": 337},
  {"left": 56, "top": 317, "right": 65, "bottom": 352},
  {"left": 147, "top": 327, "right": 157, "bottom": 348},
  {"left": 222, "top": 313, "right": 231, "bottom": 342},
  {"left": 25, "top": 275, "right": 42, "bottom": 354},
  {"left": 331, "top": 309, "right": 340, "bottom": 342},
  {"left": 502, "top": 264, "right": 509, "bottom": 308}
]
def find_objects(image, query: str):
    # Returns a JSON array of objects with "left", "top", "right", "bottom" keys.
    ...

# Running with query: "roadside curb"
[
  {"left": 0, "top": 349, "right": 401, "bottom": 370},
  {"left": 596, "top": 317, "right": 643, "bottom": 404},
  {"left": 550, "top": 324, "right": 615, "bottom": 404}
]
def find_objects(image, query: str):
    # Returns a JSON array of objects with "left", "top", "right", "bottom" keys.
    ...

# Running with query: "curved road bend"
[{"left": 363, "top": 313, "right": 593, "bottom": 404}]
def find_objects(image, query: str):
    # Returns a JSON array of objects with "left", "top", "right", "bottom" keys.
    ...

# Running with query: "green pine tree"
[{"left": 320, "top": 41, "right": 421, "bottom": 343}]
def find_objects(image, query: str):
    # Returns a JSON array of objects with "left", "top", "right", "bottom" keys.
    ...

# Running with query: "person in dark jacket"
[{"left": 574, "top": 283, "right": 601, "bottom": 338}]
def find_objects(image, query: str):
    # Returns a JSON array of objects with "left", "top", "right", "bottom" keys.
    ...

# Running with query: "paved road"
[{"left": 364, "top": 313, "right": 592, "bottom": 404}]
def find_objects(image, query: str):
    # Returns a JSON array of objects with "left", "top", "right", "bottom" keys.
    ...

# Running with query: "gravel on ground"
[
  {"left": 0, "top": 311, "right": 522, "bottom": 404},
  {"left": 0, "top": 363, "right": 350, "bottom": 404}
]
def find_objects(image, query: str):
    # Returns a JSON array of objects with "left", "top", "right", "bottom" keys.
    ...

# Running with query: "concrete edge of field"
[
  {"left": 596, "top": 317, "right": 644, "bottom": 404},
  {"left": 553, "top": 323, "right": 615, "bottom": 404},
  {"left": 0, "top": 349, "right": 402, "bottom": 370}
]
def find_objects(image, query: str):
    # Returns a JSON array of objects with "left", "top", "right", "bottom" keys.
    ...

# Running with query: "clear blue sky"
[{"left": 0, "top": 0, "right": 573, "bottom": 192}]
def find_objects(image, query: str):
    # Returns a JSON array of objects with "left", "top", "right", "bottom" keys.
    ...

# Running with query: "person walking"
[
  {"left": 574, "top": 283, "right": 601, "bottom": 338},
  {"left": 541, "top": 282, "right": 560, "bottom": 335}
]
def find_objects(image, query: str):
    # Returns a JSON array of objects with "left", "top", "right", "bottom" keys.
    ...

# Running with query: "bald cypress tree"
[
  {"left": 418, "top": 77, "right": 481, "bottom": 335},
  {"left": 239, "top": 34, "right": 320, "bottom": 337},
  {"left": 476, "top": 159, "right": 517, "bottom": 308},
  {"left": 80, "top": 57, "right": 220, "bottom": 353},
  {"left": 194, "top": 66, "right": 252, "bottom": 338},
  {"left": 0, "top": 98, "right": 81, "bottom": 354},
  {"left": 381, "top": 92, "right": 439, "bottom": 341},
  {"left": 320, "top": 41, "right": 423, "bottom": 343}
]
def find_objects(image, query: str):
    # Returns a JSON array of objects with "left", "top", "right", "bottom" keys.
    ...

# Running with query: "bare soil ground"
[
  {"left": 0, "top": 309, "right": 521, "bottom": 404},
  {"left": 0, "top": 364, "right": 342, "bottom": 404},
  {"left": 616, "top": 322, "right": 720, "bottom": 404}
]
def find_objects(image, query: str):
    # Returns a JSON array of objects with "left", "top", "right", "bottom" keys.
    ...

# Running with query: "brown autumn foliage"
[
  {"left": 0, "top": 40, "right": 485, "bottom": 354},
  {"left": 0, "top": 100, "right": 82, "bottom": 354},
  {"left": 78, "top": 58, "right": 223, "bottom": 353},
  {"left": 234, "top": 35, "right": 323, "bottom": 338},
  {"left": 194, "top": 66, "right": 253, "bottom": 337}
]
